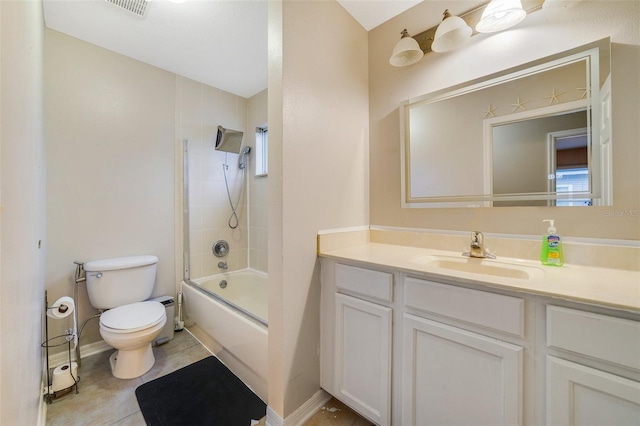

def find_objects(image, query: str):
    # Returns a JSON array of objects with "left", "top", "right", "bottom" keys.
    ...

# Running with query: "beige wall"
[
  {"left": 370, "top": 0, "right": 640, "bottom": 239},
  {"left": 44, "top": 29, "right": 176, "bottom": 348},
  {"left": 0, "top": 0, "right": 46, "bottom": 424},
  {"left": 248, "top": 89, "right": 269, "bottom": 272},
  {"left": 268, "top": 0, "right": 369, "bottom": 418},
  {"left": 178, "top": 76, "right": 250, "bottom": 279},
  {"left": 267, "top": 0, "right": 285, "bottom": 415}
]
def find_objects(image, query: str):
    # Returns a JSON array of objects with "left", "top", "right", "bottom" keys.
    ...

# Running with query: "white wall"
[
  {"left": 268, "top": 0, "right": 369, "bottom": 418},
  {"left": 370, "top": 0, "right": 640, "bottom": 239},
  {"left": 0, "top": 1, "right": 46, "bottom": 424},
  {"left": 44, "top": 29, "right": 176, "bottom": 348}
]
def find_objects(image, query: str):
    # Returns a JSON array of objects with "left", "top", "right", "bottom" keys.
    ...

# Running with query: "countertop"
[{"left": 319, "top": 243, "right": 640, "bottom": 312}]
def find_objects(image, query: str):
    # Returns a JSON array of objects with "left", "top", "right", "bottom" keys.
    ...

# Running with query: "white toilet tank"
[{"left": 84, "top": 255, "right": 158, "bottom": 310}]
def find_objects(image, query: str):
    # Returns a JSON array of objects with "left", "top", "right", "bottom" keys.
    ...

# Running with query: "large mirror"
[{"left": 401, "top": 38, "right": 611, "bottom": 208}]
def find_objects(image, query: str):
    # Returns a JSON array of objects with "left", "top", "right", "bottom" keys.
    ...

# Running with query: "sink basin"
[{"left": 410, "top": 254, "right": 545, "bottom": 281}]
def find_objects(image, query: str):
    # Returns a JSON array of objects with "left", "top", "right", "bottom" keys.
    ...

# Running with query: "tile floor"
[
  {"left": 46, "top": 330, "right": 211, "bottom": 425},
  {"left": 303, "top": 398, "right": 374, "bottom": 426},
  {"left": 46, "top": 330, "right": 371, "bottom": 426}
]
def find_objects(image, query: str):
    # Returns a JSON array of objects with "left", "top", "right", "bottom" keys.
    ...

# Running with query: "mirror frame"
[{"left": 400, "top": 38, "right": 610, "bottom": 208}]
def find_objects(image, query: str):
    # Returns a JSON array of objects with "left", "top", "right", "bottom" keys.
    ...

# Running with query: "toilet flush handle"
[{"left": 89, "top": 272, "right": 102, "bottom": 278}]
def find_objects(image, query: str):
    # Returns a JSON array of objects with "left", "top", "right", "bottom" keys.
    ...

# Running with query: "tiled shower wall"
[
  {"left": 248, "top": 89, "right": 268, "bottom": 273},
  {"left": 177, "top": 79, "right": 268, "bottom": 277},
  {"left": 177, "top": 76, "right": 249, "bottom": 278}
]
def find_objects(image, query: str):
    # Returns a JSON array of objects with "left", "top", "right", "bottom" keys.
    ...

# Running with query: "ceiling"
[{"left": 42, "top": 0, "right": 422, "bottom": 99}]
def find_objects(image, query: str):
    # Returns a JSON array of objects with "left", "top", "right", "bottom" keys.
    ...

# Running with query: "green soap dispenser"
[{"left": 541, "top": 219, "right": 564, "bottom": 266}]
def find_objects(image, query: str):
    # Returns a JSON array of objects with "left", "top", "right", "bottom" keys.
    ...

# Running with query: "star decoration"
[
  {"left": 483, "top": 104, "right": 498, "bottom": 118},
  {"left": 543, "top": 88, "right": 566, "bottom": 105},
  {"left": 511, "top": 97, "right": 529, "bottom": 112},
  {"left": 577, "top": 86, "right": 588, "bottom": 99}
]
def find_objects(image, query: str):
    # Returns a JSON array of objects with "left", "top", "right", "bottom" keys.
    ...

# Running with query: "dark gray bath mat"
[{"left": 135, "top": 356, "right": 266, "bottom": 425}]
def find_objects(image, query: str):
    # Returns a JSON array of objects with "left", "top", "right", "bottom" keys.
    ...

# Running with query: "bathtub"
[{"left": 181, "top": 269, "right": 268, "bottom": 401}]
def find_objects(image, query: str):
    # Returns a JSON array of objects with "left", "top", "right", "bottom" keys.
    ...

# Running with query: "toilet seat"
[{"left": 100, "top": 301, "right": 165, "bottom": 333}]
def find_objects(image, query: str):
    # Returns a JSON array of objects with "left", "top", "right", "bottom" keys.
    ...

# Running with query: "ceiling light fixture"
[
  {"left": 389, "top": 0, "right": 544, "bottom": 67},
  {"left": 431, "top": 9, "right": 472, "bottom": 53},
  {"left": 476, "top": 0, "right": 527, "bottom": 33}
]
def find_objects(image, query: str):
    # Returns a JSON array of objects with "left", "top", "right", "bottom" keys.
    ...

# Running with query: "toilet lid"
[{"left": 100, "top": 301, "right": 165, "bottom": 332}]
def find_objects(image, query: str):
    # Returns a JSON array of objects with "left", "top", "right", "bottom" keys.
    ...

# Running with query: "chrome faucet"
[
  {"left": 463, "top": 231, "right": 496, "bottom": 259},
  {"left": 217, "top": 261, "right": 228, "bottom": 270}
]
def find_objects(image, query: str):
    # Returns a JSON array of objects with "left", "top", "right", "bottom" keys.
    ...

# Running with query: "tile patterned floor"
[
  {"left": 46, "top": 330, "right": 371, "bottom": 426},
  {"left": 46, "top": 330, "right": 211, "bottom": 425},
  {"left": 304, "top": 398, "right": 374, "bottom": 426}
]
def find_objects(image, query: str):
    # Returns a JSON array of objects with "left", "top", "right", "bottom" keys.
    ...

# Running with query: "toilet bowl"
[{"left": 99, "top": 301, "right": 167, "bottom": 379}]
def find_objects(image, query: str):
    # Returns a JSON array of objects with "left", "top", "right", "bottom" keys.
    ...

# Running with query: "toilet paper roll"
[
  {"left": 51, "top": 362, "right": 78, "bottom": 392},
  {"left": 47, "top": 296, "right": 78, "bottom": 350},
  {"left": 47, "top": 296, "right": 75, "bottom": 319}
]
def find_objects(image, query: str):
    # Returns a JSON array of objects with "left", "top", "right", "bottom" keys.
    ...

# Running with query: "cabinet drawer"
[
  {"left": 404, "top": 277, "right": 525, "bottom": 337},
  {"left": 335, "top": 264, "right": 393, "bottom": 303},
  {"left": 547, "top": 305, "right": 640, "bottom": 371}
]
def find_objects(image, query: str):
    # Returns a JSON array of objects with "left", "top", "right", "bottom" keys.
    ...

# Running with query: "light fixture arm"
[{"left": 412, "top": 0, "right": 544, "bottom": 54}]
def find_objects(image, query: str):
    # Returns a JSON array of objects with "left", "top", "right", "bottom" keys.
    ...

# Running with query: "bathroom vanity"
[{"left": 318, "top": 231, "right": 640, "bottom": 426}]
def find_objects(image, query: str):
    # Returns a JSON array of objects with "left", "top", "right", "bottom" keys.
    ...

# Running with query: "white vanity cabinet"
[
  {"left": 545, "top": 306, "right": 640, "bottom": 425},
  {"left": 401, "top": 277, "right": 525, "bottom": 425},
  {"left": 321, "top": 262, "right": 393, "bottom": 426},
  {"left": 320, "top": 256, "right": 640, "bottom": 426}
]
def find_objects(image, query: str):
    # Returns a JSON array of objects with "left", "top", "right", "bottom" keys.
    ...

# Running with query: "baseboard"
[
  {"left": 266, "top": 389, "right": 332, "bottom": 426},
  {"left": 48, "top": 339, "right": 112, "bottom": 368},
  {"left": 265, "top": 406, "right": 283, "bottom": 426},
  {"left": 38, "top": 347, "right": 48, "bottom": 425},
  {"left": 37, "top": 378, "right": 47, "bottom": 426}
]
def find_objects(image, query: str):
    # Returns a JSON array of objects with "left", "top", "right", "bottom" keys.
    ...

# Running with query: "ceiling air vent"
[{"left": 104, "top": 0, "right": 149, "bottom": 17}]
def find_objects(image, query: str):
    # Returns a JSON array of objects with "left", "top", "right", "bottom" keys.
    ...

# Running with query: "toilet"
[{"left": 84, "top": 255, "right": 167, "bottom": 379}]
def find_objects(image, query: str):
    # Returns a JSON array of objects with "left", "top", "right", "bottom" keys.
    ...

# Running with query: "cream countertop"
[{"left": 319, "top": 242, "right": 640, "bottom": 312}]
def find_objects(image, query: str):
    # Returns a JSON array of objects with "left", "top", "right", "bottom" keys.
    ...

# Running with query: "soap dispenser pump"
[{"left": 540, "top": 219, "right": 564, "bottom": 266}]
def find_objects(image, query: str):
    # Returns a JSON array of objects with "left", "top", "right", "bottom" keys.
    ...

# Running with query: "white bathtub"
[{"left": 181, "top": 269, "right": 268, "bottom": 401}]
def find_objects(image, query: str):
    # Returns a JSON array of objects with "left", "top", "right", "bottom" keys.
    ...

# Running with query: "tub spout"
[{"left": 218, "top": 261, "right": 228, "bottom": 270}]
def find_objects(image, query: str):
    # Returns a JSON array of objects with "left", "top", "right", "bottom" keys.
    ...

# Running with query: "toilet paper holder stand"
[{"left": 42, "top": 291, "right": 80, "bottom": 403}]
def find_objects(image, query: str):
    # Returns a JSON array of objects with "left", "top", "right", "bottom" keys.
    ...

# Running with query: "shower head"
[
  {"left": 215, "top": 126, "right": 244, "bottom": 154},
  {"left": 239, "top": 146, "right": 251, "bottom": 170}
]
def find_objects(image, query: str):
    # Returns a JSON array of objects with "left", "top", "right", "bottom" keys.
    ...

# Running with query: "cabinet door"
[
  {"left": 402, "top": 314, "right": 523, "bottom": 426},
  {"left": 547, "top": 356, "right": 640, "bottom": 425},
  {"left": 335, "top": 293, "right": 392, "bottom": 426}
]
